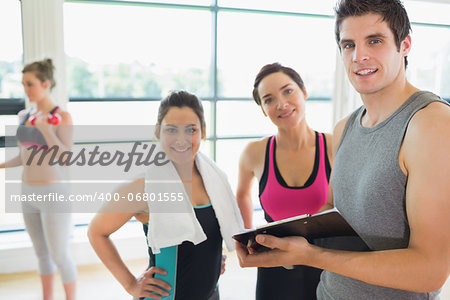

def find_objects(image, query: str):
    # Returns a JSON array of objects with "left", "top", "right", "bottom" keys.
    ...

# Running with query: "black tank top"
[{"left": 142, "top": 204, "right": 222, "bottom": 300}]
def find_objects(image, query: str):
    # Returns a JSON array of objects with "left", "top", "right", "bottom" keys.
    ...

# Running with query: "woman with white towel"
[{"left": 88, "top": 91, "right": 243, "bottom": 300}]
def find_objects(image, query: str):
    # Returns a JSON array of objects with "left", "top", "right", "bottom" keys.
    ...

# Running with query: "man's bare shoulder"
[
  {"left": 407, "top": 101, "right": 450, "bottom": 138},
  {"left": 401, "top": 101, "right": 450, "bottom": 172}
]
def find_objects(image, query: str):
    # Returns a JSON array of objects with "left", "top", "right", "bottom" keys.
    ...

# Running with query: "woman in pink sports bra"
[{"left": 236, "top": 63, "right": 333, "bottom": 300}]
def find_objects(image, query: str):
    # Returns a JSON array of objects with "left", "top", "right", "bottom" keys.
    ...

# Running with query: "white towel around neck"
[{"left": 145, "top": 151, "right": 243, "bottom": 254}]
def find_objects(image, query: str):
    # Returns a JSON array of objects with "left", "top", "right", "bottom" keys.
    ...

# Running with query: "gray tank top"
[{"left": 317, "top": 91, "right": 447, "bottom": 300}]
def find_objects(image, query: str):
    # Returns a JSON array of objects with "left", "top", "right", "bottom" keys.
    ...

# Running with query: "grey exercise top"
[{"left": 317, "top": 91, "right": 448, "bottom": 300}]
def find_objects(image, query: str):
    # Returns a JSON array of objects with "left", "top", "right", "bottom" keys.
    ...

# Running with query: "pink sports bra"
[{"left": 259, "top": 132, "right": 331, "bottom": 222}]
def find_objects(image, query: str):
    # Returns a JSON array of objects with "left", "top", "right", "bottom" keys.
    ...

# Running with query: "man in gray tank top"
[{"left": 236, "top": 1, "right": 450, "bottom": 299}]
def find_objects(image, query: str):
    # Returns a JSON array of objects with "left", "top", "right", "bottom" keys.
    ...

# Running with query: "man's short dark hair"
[{"left": 334, "top": 0, "right": 411, "bottom": 68}]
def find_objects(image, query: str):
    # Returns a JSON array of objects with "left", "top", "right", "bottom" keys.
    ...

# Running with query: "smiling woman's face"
[
  {"left": 257, "top": 71, "right": 307, "bottom": 129},
  {"left": 159, "top": 106, "right": 204, "bottom": 166}
]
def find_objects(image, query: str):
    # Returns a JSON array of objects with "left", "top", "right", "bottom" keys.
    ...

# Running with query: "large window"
[{"left": 63, "top": 0, "right": 337, "bottom": 159}]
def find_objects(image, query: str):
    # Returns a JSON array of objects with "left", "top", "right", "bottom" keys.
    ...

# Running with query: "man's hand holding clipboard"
[
  {"left": 232, "top": 208, "right": 359, "bottom": 252},
  {"left": 233, "top": 208, "right": 368, "bottom": 270}
]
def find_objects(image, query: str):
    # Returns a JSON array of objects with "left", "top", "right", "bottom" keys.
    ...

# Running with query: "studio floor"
[{"left": 0, "top": 250, "right": 256, "bottom": 300}]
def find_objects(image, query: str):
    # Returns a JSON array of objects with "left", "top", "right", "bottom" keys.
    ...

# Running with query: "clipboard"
[{"left": 232, "top": 208, "right": 358, "bottom": 252}]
